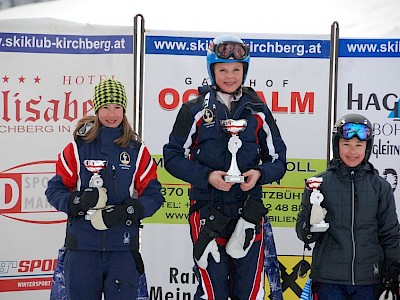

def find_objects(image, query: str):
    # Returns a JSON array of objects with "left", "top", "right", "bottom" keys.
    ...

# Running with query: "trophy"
[
  {"left": 220, "top": 119, "right": 247, "bottom": 183},
  {"left": 306, "top": 177, "right": 329, "bottom": 232},
  {"left": 83, "top": 159, "right": 107, "bottom": 220}
]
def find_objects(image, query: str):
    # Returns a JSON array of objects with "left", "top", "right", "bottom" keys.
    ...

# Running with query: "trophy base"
[
  {"left": 224, "top": 175, "right": 245, "bottom": 183},
  {"left": 310, "top": 223, "right": 329, "bottom": 232},
  {"left": 85, "top": 209, "right": 96, "bottom": 221}
]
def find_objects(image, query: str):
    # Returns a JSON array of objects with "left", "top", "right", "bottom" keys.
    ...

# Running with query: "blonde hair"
[{"left": 73, "top": 114, "right": 141, "bottom": 148}]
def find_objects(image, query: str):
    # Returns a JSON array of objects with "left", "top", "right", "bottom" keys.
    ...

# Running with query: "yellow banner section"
[{"left": 265, "top": 255, "right": 313, "bottom": 299}]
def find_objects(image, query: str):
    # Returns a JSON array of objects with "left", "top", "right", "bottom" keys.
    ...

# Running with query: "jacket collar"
[
  {"left": 330, "top": 161, "right": 374, "bottom": 179},
  {"left": 97, "top": 126, "right": 123, "bottom": 154}
]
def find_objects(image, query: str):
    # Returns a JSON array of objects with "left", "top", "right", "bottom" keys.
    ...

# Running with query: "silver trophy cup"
[
  {"left": 84, "top": 160, "right": 108, "bottom": 188},
  {"left": 306, "top": 177, "right": 329, "bottom": 233},
  {"left": 83, "top": 159, "right": 107, "bottom": 220},
  {"left": 220, "top": 119, "right": 247, "bottom": 183}
]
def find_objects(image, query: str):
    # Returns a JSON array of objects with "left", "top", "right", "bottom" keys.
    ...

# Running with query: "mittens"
[
  {"left": 90, "top": 198, "right": 143, "bottom": 230},
  {"left": 196, "top": 238, "right": 220, "bottom": 269},
  {"left": 226, "top": 198, "right": 268, "bottom": 259},
  {"left": 68, "top": 187, "right": 107, "bottom": 217},
  {"left": 193, "top": 206, "right": 230, "bottom": 269}
]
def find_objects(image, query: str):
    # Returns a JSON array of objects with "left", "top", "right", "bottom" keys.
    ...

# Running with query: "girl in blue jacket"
[{"left": 46, "top": 78, "right": 165, "bottom": 300}]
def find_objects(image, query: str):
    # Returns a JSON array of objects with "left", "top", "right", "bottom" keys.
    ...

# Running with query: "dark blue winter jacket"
[
  {"left": 163, "top": 85, "right": 287, "bottom": 205},
  {"left": 46, "top": 125, "right": 164, "bottom": 251},
  {"left": 296, "top": 162, "right": 400, "bottom": 285}
]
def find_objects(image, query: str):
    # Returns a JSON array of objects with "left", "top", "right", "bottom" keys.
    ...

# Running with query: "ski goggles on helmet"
[
  {"left": 337, "top": 122, "right": 372, "bottom": 141},
  {"left": 211, "top": 41, "right": 249, "bottom": 60}
]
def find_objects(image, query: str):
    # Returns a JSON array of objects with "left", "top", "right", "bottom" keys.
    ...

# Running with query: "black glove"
[
  {"left": 242, "top": 197, "right": 269, "bottom": 224},
  {"left": 68, "top": 187, "right": 107, "bottom": 217},
  {"left": 380, "top": 263, "right": 400, "bottom": 300},
  {"left": 90, "top": 198, "right": 143, "bottom": 230},
  {"left": 226, "top": 198, "right": 268, "bottom": 258},
  {"left": 297, "top": 220, "right": 321, "bottom": 246},
  {"left": 193, "top": 206, "right": 230, "bottom": 269},
  {"left": 386, "top": 262, "right": 400, "bottom": 276}
]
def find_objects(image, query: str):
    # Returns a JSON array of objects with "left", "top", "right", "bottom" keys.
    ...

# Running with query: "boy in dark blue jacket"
[
  {"left": 163, "top": 34, "right": 287, "bottom": 300},
  {"left": 296, "top": 113, "right": 400, "bottom": 299}
]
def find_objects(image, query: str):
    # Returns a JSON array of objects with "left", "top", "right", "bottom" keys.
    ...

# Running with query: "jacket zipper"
[
  {"left": 351, "top": 170, "right": 356, "bottom": 285},
  {"left": 112, "top": 165, "right": 118, "bottom": 193}
]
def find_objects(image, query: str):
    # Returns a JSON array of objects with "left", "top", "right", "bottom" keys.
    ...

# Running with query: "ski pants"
[
  {"left": 64, "top": 250, "right": 140, "bottom": 300},
  {"left": 190, "top": 201, "right": 265, "bottom": 300}
]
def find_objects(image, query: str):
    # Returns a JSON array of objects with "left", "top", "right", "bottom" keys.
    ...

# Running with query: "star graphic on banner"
[
  {"left": 18, "top": 76, "right": 26, "bottom": 83},
  {"left": 2, "top": 75, "right": 9, "bottom": 83},
  {"left": 34, "top": 76, "right": 41, "bottom": 83}
]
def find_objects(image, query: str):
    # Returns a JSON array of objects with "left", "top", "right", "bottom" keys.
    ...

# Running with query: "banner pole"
[
  {"left": 133, "top": 14, "right": 145, "bottom": 138},
  {"left": 327, "top": 21, "right": 339, "bottom": 165}
]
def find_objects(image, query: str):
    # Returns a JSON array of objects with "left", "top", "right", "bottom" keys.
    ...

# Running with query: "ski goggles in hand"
[
  {"left": 337, "top": 123, "right": 372, "bottom": 141},
  {"left": 212, "top": 42, "right": 249, "bottom": 60}
]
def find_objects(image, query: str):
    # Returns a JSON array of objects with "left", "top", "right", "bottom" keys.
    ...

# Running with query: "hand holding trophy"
[
  {"left": 306, "top": 177, "right": 329, "bottom": 232},
  {"left": 220, "top": 119, "right": 247, "bottom": 183}
]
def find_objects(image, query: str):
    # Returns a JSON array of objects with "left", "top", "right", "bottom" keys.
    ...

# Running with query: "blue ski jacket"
[
  {"left": 46, "top": 125, "right": 165, "bottom": 251},
  {"left": 163, "top": 85, "right": 287, "bottom": 204}
]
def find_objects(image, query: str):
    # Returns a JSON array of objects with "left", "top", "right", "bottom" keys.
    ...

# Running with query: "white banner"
[
  {"left": 0, "top": 18, "right": 134, "bottom": 300},
  {"left": 1, "top": 20, "right": 335, "bottom": 299},
  {"left": 337, "top": 38, "right": 400, "bottom": 206},
  {"left": 141, "top": 30, "right": 331, "bottom": 299}
]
